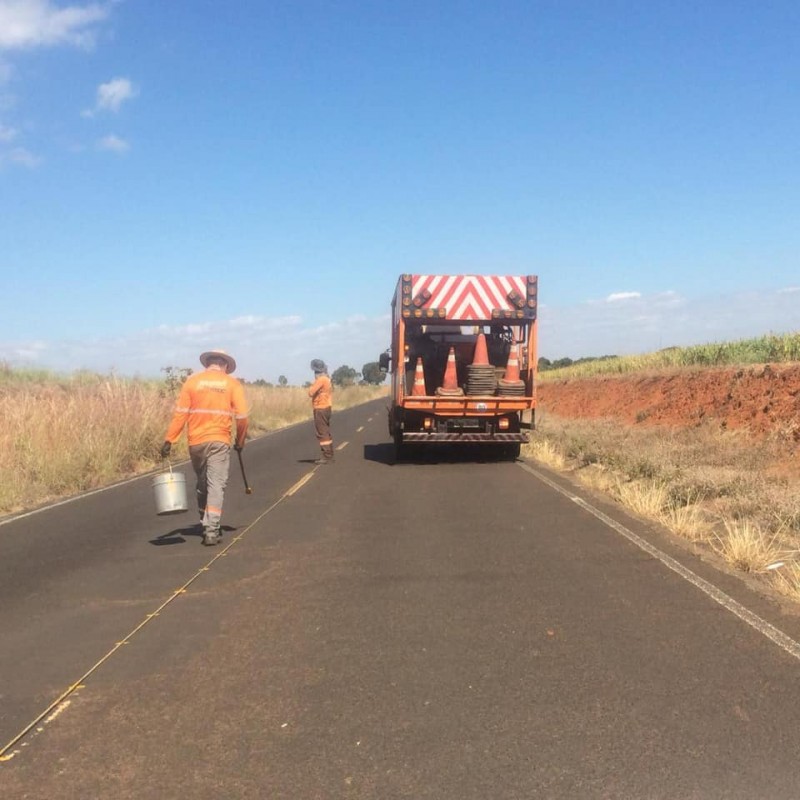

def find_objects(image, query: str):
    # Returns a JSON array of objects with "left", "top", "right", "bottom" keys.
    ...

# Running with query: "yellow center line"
[
  {"left": 285, "top": 471, "right": 315, "bottom": 496},
  {"left": 356, "top": 426, "right": 364, "bottom": 432},
  {"left": 336, "top": 441, "right": 349, "bottom": 451},
  {"left": 0, "top": 470, "right": 317, "bottom": 762}
]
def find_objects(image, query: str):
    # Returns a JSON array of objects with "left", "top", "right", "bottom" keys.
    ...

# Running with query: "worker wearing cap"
[
  {"left": 308, "top": 359, "right": 334, "bottom": 464},
  {"left": 160, "top": 349, "right": 249, "bottom": 545}
]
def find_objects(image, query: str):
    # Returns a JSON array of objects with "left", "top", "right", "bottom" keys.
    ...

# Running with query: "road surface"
[{"left": 2, "top": 398, "right": 800, "bottom": 798}]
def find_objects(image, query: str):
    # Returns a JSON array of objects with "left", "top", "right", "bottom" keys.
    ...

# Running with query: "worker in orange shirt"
[
  {"left": 160, "top": 349, "right": 249, "bottom": 546},
  {"left": 308, "top": 359, "right": 334, "bottom": 464}
]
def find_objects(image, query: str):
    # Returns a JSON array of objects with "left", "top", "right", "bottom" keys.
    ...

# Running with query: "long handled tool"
[{"left": 237, "top": 448, "right": 253, "bottom": 494}]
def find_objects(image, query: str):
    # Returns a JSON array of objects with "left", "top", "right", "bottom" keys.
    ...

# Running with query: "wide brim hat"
[
  {"left": 200, "top": 349, "right": 236, "bottom": 374},
  {"left": 310, "top": 358, "right": 327, "bottom": 372}
]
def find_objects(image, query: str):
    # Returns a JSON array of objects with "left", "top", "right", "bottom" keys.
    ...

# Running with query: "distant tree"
[
  {"left": 161, "top": 366, "right": 193, "bottom": 395},
  {"left": 331, "top": 365, "right": 358, "bottom": 386},
  {"left": 538, "top": 357, "right": 552, "bottom": 371},
  {"left": 361, "top": 361, "right": 387, "bottom": 385},
  {"left": 278, "top": 375, "right": 288, "bottom": 387},
  {"left": 248, "top": 378, "right": 273, "bottom": 387}
]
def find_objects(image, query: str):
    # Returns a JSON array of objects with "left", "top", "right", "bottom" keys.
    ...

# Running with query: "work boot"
[{"left": 202, "top": 528, "right": 221, "bottom": 546}]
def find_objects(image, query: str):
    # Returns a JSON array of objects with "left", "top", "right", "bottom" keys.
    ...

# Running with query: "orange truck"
[{"left": 379, "top": 273, "right": 538, "bottom": 459}]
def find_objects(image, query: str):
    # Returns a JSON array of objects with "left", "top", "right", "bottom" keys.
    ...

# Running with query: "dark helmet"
[{"left": 310, "top": 358, "right": 327, "bottom": 373}]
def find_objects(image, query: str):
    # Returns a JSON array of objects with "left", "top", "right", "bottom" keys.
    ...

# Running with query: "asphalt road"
[{"left": 2, "top": 398, "right": 800, "bottom": 798}]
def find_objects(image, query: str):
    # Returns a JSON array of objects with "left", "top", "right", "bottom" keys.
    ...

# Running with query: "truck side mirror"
[{"left": 379, "top": 352, "right": 390, "bottom": 373}]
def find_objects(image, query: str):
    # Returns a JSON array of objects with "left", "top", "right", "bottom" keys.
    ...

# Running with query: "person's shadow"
[{"left": 149, "top": 524, "right": 237, "bottom": 546}]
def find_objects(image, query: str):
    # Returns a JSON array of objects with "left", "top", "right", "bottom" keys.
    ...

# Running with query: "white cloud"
[
  {"left": 94, "top": 76, "right": 136, "bottom": 114},
  {"left": 1, "top": 312, "right": 391, "bottom": 385},
  {"left": 83, "top": 77, "right": 137, "bottom": 117},
  {"left": 778, "top": 286, "right": 800, "bottom": 295},
  {"left": 0, "top": 0, "right": 109, "bottom": 51},
  {"left": 0, "top": 145, "right": 41, "bottom": 166},
  {"left": 0, "top": 122, "right": 16, "bottom": 141},
  {"left": 97, "top": 133, "right": 128, "bottom": 152},
  {"left": 4, "top": 288, "right": 795, "bottom": 383},
  {"left": 606, "top": 291, "right": 641, "bottom": 302},
  {"left": 539, "top": 288, "right": 800, "bottom": 360}
]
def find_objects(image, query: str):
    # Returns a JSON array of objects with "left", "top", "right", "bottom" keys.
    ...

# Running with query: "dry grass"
[
  {"left": 710, "top": 519, "right": 786, "bottom": 574},
  {"left": 524, "top": 410, "right": 800, "bottom": 595},
  {"left": 0, "top": 368, "right": 386, "bottom": 516}
]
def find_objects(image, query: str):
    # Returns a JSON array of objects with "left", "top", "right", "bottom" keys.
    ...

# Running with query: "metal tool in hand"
[{"left": 236, "top": 448, "right": 252, "bottom": 494}]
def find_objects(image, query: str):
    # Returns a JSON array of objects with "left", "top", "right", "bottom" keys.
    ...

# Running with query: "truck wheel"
[
  {"left": 504, "top": 443, "right": 521, "bottom": 461},
  {"left": 393, "top": 430, "right": 405, "bottom": 462}
]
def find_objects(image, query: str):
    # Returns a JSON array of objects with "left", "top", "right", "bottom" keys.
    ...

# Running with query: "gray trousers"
[{"left": 189, "top": 441, "right": 230, "bottom": 532}]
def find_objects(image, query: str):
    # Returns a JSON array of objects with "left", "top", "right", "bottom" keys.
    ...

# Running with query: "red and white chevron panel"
[{"left": 411, "top": 275, "right": 527, "bottom": 320}]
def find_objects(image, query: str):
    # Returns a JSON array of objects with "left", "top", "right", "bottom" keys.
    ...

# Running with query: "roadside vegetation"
[
  {"left": 0, "top": 363, "right": 386, "bottom": 517},
  {"left": 526, "top": 331, "right": 800, "bottom": 606},
  {"left": 538, "top": 331, "right": 800, "bottom": 380}
]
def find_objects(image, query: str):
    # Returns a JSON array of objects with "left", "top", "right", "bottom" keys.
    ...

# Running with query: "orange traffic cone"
[
  {"left": 472, "top": 333, "right": 489, "bottom": 366},
  {"left": 497, "top": 345, "right": 525, "bottom": 397},
  {"left": 504, "top": 345, "right": 521, "bottom": 382},
  {"left": 412, "top": 357, "right": 426, "bottom": 396},
  {"left": 436, "top": 347, "right": 464, "bottom": 396}
]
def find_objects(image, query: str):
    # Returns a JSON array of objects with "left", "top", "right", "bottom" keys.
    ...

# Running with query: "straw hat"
[{"left": 200, "top": 349, "right": 237, "bottom": 374}]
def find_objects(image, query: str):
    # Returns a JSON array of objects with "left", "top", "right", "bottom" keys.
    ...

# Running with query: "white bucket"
[{"left": 153, "top": 470, "right": 189, "bottom": 515}]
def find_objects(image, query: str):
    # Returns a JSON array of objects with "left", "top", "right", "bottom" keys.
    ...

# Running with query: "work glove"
[
  {"left": 160, "top": 441, "right": 172, "bottom": 458},
  {"left": 234, "top": 443, "right": 244, "bottom": 453}
]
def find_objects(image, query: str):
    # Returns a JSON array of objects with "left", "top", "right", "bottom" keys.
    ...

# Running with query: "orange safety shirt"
[
  {"left": 308, "top": 374, "right": 333, "bottom": 409},
  {"left": 165, "top": 368, "right": 249, "bottom": 448}
]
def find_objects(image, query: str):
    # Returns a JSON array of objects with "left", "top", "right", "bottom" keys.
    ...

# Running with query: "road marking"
[
  {"left": 336, "top": 441, "right": 349, "bottom": 451},
  {"left": 286, "top": 472, "right": 315, "bottom": 496},
  {"left": 356, "top": 426, "right": 364, "bottom": 432},
  {"left": 518, "top": 462, "right": 800, "bottom": 662},
  {"left": 0, "top": 470, "right": 318, "bottom": 762}
]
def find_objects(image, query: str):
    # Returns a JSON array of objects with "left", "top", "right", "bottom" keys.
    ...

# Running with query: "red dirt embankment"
[{"left": 537, "top": 364, "right": 800, "bottom": 442}]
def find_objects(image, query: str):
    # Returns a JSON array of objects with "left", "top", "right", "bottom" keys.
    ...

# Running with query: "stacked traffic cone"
[
  {"left": 436, "top": 347, "right": 464, "bottom": 396},
  {"left": 497, "top": 345, "right": 525, "bottom": 396},
  {"left": 411, "top": 357, "right": 427, "bottom": 396},
  {"left": 466, "top": 333, "right": 496, "bottom": 395}
]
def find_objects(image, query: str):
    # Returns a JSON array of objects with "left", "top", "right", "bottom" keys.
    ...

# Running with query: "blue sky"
[{"left": 1, "top": 0, "right": 798, "bottom": 383}]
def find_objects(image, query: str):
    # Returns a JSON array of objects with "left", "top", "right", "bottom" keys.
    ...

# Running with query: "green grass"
[{"left": 539, "top": 331, "right": 800, "bottom": 380}]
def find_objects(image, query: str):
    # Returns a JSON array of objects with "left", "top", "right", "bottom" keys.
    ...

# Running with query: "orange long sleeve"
[{"left": 165, "top": 369, "right": 249, "bottom": 447}]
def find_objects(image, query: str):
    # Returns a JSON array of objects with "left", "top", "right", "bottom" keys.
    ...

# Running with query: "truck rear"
[{"left": 379, "top": 274, "right": 538, "bottom": 459}]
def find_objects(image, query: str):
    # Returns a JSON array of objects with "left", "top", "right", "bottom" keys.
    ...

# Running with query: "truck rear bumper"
[{"left": 401, "top": 432, "right": 529, "bottom": 443}]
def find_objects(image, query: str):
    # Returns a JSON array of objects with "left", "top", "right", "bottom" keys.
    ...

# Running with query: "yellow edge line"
[{"left": 0, "top": 470, "right": 317, "bottom": 761}]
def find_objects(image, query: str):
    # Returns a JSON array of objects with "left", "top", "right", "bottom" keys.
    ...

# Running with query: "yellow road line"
[
  {"left": 0, "top": 470, "right": 317, "bottom": 762},
  {"left": 336, "top": 441, "right": 349, "bottom": 451},
  {"left": 285, "top": 471, "right": 315, "bottom": 496}
]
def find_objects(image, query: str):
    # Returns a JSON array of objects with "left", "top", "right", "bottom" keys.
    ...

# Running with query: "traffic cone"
[
  {"left": 497, "top": 345, "right": 525, "bottom": 396},
  {"left": 472, "top": 333, "right": 489, "bottom": 366},
  {"left": 436, "top": 347, "right": 464, "bottom": 396},
  {"left": 412, "top": 357, "right": 426, "bottom": 396},
  {"left": 503, "top": 345, "right": 521, "bottom": 382},
  {"left": 466, "top": 332, "right": 496, "bottom": 395}
]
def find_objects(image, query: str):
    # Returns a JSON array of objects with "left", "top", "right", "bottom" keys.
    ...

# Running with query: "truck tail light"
[
  {"left": 498, "top": 417, "right": 510, "bottom": 430},
  {"left": 423, "top": 417, "right": 433, "bottom": 430}
]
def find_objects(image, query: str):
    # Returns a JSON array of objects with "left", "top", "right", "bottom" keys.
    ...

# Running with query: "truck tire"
[
  {"left": 393, "top": 430, "right": 405, "bottom": 462},
  {"left": 504, "top": 442, "right": 521, "bottom": 461}
]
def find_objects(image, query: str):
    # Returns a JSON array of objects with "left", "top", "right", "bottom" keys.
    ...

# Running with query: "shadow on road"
[
  {"left": 363, "top": 443, "right": 518, "bottom": 466},
  {"left": 149, "top": 524, "right": 237, "bottom": 546}
]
